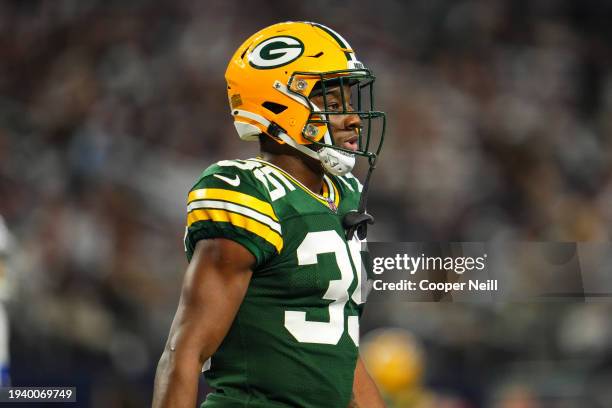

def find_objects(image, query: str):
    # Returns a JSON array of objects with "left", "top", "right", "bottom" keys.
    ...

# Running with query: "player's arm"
[
  {"left": 349, "top": 356, "right": 386, "bottom": 408},
  {"left": 152, "top": 238, "right": 255, "bottom": 408}
]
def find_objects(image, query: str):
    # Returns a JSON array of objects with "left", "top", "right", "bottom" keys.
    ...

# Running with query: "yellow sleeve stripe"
[
  {"left": 187, "top": 208, "right": 283, "bottom": 253},
  {"left": 188, "top": 200, "right": 281, "bottom": 234},
  {"left": 188, "top": 188, "right": 278, "bottom": 221}
]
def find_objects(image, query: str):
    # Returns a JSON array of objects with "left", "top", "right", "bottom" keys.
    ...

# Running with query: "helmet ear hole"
[{"left": 262, "top": 101, "right": 288, "bottom": 114}]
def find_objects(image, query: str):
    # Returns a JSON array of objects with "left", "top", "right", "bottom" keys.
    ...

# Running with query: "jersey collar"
[{"left": 250, "top": 158, "right": 341, "bottom": 211}]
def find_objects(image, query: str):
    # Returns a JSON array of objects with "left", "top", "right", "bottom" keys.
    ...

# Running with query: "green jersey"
[{"left": 184, "top": 158, "right": 368, "bottom": 408}]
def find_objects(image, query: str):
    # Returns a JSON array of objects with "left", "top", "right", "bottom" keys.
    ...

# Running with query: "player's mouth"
[{"left": 342, "top": 135, "right": 358, "bottom": 151}]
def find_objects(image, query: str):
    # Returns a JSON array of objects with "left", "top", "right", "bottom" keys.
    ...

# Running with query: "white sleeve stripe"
[{"left": 188, "top": 200, "right": 282, "bottom": 234}]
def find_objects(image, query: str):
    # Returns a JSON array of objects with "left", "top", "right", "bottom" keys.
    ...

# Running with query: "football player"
[{"left": 153, "top": 21, "right": 386, "bottom": 408}]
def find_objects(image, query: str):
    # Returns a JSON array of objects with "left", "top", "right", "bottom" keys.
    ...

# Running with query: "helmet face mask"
[
  {"left": 290, "top": 69, "right": 385, "bottom": 166},
  {"left": 226, "top": 21, "right": 385, "bottom": 175}
]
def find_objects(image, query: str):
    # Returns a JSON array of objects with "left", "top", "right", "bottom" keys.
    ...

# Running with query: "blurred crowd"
[{"left": 1, "top": 0, "right": 611, "bottom": 406}]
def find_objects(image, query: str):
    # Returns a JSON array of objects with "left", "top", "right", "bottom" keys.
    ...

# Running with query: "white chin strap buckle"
[{"left": 318, "top": 147, "right": 355, "bottom": 176}]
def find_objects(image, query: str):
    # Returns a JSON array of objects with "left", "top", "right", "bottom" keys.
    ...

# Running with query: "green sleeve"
[{"left": 184, "top": 163, "right": 282, "bottom": 268}]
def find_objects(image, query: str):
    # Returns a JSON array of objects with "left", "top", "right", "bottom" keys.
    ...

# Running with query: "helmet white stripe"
[
  {"left": 319, "top": 24, "right": 355, "bottom": 59},
  {"left": 233, "top": 109, "right": 271, "bottom": 127},
  {"left": 309, "top": 22, "right": 356, "bottom": 61}
]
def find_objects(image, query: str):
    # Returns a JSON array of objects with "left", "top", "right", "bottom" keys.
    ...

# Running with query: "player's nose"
[{"left": 343, "top": 108, "right": 361, "bottom": 131}]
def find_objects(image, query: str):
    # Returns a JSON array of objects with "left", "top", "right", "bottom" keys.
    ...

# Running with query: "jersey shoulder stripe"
[
  {"left": 188, "top": 188, "right": 278, "bottom": 222},
  {"left": 187, "top": 206, "right": 282, "bottom": 252},
  {"left": 188, "top": 200, "right": 281, "bottom": 234},
  {"left": 185, "top": 160, "right": 283, "bottom": 263}
]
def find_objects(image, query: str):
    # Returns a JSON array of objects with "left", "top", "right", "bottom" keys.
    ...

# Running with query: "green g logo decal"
[{"left": 249, "top": 36, "right": 304, "bottom": 69}]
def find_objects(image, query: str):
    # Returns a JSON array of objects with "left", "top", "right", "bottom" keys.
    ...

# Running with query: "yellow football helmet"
[
  {"left": 225, "top": 21, "right": 385, "bottom": 177},
  {"left": 361, "top": 328, "right": 425, "bottom": 395}
]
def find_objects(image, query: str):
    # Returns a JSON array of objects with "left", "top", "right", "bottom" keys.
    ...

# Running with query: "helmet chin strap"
[
  {"left": 317, "top": 125, "right": 356, "bottom": 176},
  {"left": 317, "top": 147, "right": 355, "bottom": 176},
  {"left": 277, "top": 130, "right": 355, "bottom": 176}
]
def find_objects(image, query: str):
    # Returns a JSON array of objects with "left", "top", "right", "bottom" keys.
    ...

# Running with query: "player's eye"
[{"left": 327, "top": 102, "right": 341, "bottom": 111}]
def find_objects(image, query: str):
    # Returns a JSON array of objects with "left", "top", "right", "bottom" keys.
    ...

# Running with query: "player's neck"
[{"left": 261, "top": 152, "right": 324, "bottom": 194}]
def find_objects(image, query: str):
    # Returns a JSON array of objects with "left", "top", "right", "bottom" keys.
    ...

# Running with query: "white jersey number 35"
[{"left": 284, "top": 230, "right": 364, "bottom": 346}]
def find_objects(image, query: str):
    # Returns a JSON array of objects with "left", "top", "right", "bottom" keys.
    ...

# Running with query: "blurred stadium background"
[{"left": 1, "top": 0, "right": 612, "bottom": 406}]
